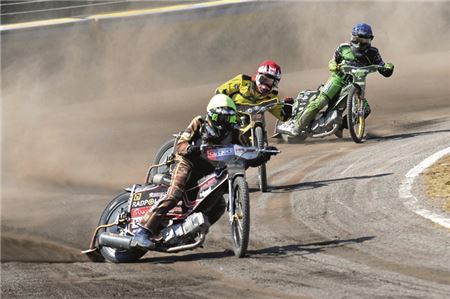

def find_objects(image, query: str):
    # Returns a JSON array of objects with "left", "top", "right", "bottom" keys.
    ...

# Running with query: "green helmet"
[{"left": 206, "top": 94, "right": 237, "bottom": 130}]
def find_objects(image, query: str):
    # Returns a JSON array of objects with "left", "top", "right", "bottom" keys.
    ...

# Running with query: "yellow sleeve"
[
  {"left": 268, "top": 96, "right": 286, "bottom": 121},
  {"left": 215, "top": 74, "right": 244, "bottom": 96}
]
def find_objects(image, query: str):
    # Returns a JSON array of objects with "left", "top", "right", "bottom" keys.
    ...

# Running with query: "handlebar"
[
  {"left": 339, "top": 64, "right": 384, "bottom": 74},
  {"left": 257, "top": 148, "right": 281, "bottom": 155},
  {"left": 237, "top": 98, "right": 283, "bottom": 115}
]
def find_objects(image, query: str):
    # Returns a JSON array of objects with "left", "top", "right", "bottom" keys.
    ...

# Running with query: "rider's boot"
[
  {"left": 281, "top": 123, "right": 300, "bottom": 136},
  {"left": 131, "top": 226, "right": 155, "bottom": 250},
  {"left": 334, "top": 127, "right": 343, "bottom": 138},
  {"left": 335, "top": 115, "right": 349, "bottom": 138}
]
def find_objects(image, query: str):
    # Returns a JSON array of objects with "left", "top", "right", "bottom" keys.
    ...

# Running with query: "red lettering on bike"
[{"left": 131, "top": 207, "right": 150, "bottom": 218}]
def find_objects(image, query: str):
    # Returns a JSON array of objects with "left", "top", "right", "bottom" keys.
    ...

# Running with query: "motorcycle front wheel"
[
  {"left": 255, "top": 126, "right": 268, "bottom": 192},
  {"left": 98, "top": 192, "right": 146, "bottom": 263},
  {"left": 346, "top": 87, "right": 366, "bottom": 143},
  {"left": 230, "top": 176, "right": 250, "bottom": 258}
]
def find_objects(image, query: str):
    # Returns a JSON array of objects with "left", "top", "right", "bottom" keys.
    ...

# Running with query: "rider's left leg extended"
[{"left": 293, "top": 74, "right": 345, "bottom": 134}]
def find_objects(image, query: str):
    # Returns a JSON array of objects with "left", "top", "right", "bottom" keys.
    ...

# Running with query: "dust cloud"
[
  {"left": 1, "top": 1, "right": 449, "bottom": 259},
  {"left": 2, "top": 1, "right": 448, "bottom": 190}
]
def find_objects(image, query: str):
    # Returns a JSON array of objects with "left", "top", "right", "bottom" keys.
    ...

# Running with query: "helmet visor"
[
  {"left": 257, "top": 74, "right": 279, "bottom": 89},
  {"left": 209, "top": 107, "right": 237, "bottom": 126}
]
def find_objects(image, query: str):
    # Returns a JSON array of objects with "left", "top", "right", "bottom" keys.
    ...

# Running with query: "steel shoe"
[
  {"left": 131, "top": 227, "right": 155, "bottom": 250},
  {"left": 278, "top": 124, "right": 300, "bottom": 137}
]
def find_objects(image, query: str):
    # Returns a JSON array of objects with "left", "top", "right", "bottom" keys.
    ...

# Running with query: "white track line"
[
  {"left": 399, "top": 146, "right": 450, "bottom": 229},
  {"left": 0, "top": 0, "right": 256, "bottom": 32}
]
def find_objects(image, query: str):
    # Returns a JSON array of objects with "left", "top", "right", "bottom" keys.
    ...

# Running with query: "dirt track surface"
[{"left": 2, "top": 2, "right": 450, "bottom": 298}]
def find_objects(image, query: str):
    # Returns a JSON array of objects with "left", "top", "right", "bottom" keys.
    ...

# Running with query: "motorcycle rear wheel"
[
  {"left": 230, "top": 176, "right": 250, "bottom": 258},
  {"left": 347, "top": 87, "right": 366, "bottom": 143},
  {"left": 98, "top": 192, "right": 146, "bottom": 263},
  {"left": 255, "top": 126, "right": 268, "bottom": 192}
]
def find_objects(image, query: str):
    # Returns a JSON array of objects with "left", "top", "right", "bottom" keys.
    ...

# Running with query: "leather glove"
[
  {"left": 260, "top": 152, "right": 270, "bottom": 162},
  {"left": 383, "top": 62, "right": 394, "bottom": 71},
  {"left": 260, "top": 146, "right": 279, "bottom": 162},
  {"left": 265, "top": 145, "right": 279, "bottom": 155},
  {"left": 282, "top": 98, "right": 294, "bottom": 120},
  {"left": 185, "top": 145, "right": 201, "bottom": 157},
  {"left": 336, "top": 62, "right": 347, "bottom": 72},
  {"left": 283, "top": 97, "right": 294, "bottom": 105}
]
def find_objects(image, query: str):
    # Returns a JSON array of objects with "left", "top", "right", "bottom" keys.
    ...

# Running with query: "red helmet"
[{"left": 255, "top": 60, "right": 281, "bottom": 95}]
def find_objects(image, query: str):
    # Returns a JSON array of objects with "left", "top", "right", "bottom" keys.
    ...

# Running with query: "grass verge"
[{"left": 421, "top": 155, "right": 450, "bottom": 212}]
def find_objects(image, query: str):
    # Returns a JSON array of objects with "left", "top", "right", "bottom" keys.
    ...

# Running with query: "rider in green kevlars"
[{"left": 284, "top": 23, "right": 394, "bottom": 137}]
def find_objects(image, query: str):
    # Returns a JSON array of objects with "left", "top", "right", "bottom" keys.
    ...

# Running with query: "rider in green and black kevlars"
[{"left": 285, "top": 23, "right": 394, "bottom": 137}]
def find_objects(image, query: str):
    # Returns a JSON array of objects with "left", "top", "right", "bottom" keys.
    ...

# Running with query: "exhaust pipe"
[
  {"left": 166, "top": 233, "right": 206, "bottom": 253},
  {"left": 98, "top": 232, "right": 133, "bottom": 250}
]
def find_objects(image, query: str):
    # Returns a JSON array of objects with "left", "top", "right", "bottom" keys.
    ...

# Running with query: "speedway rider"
[
  {"left": 284, "top": 23, "right": 394, "bottom": 137},
  {"left": 215, "top": 60, "right": 293, "bottom": 132},
  {"left": 132, "top": 94, "right": 276, "bottom": 249}
]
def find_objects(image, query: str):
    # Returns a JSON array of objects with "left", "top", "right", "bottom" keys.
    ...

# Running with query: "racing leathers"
[
  {"left": 293, "top": 43, "right": 394, "bottom": 133},
  {"left": 215, "top": 74, "right": 292, "bottom": 122},
  {"left": 138, "top": 116, "right": 268, "bottom": 235}
]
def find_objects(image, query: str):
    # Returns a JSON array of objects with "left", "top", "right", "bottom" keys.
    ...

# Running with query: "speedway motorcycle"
[
  {"left": 83, "top": 144, "right": 279, "bottom": 263},
  {"left": 274, "top": 64, "right": 385, "bottom": 143},
  {"left": 236, "top": 99, "right": 282, "bottom": 192},
  {"left": 152, "top": 99, "right": 282, "bottom": 193}
]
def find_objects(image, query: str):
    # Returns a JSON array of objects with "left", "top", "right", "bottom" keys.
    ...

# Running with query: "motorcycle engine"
[
  {"left": 310, "top": 110, "right": 342, "bottom": 134},
  {"left": 160, "top": 212, "right": 210, "bottom": 245}
]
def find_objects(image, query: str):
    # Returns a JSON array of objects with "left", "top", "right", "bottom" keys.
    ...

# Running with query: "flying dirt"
[{"left": 1, "top": 1, "right": 449, "bottom": 298}]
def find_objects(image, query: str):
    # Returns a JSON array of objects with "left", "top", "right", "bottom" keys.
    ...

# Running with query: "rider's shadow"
[
  {"left": 367, "top": 128, "right": 450, "bottom": 142},
  {"left": 138, "top": 236, "right": 375, "bottom": 263},
  {"left": 139, "top": 249, "right": 234, "bottom": 264},
  {"left": 261, "top": 173, "right": 392, "bottom": 194},
  {"left": 246, "top": 235, "right": 375, "bottom": 258}
]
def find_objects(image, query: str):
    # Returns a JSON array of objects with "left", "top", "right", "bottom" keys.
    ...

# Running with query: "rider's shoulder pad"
[
  {"left": 367, "top": 46, "right": 380, "bottom": 54},
  {"left": 241, "top": 74, "right": 252, "bottom": 81},
  {"left": 338, "top": 42, "right": 352, "bottom": 50},
  {"left": 193, "top": 115, "right": 204, "bottom": 123}
]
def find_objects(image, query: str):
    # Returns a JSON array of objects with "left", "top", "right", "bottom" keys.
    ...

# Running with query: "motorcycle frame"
[
  {"left": 125, "top": 170, "right": 229, "bottom": 235},
  {"left": 335, "top": 65, "right": 382, "bottom": 107},
  {"left": 318, "top": 66, "right": 381, "bottom": 118},
  {"left": 224, "top": 158, "right": 246, "bottom": 222},
  {"left": 237, "top": 98, "right": 279, "bottom": 147}
]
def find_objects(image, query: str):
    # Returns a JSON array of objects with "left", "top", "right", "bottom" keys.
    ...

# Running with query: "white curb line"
[{"left": 399, "top": 146, "right": 450, "bottom": 229}]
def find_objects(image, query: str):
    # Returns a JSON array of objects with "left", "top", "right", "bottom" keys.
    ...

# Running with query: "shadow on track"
[
  {"left": 262, "top": 173, "right": 392, "bottom": 194},
  {"left": 137, "top": 236, "right": 375, "bottom": 263},
  {"left": 139, "top": 250, "right": 234, "bottom": 264},
  {"left": 247, "top": 236, "right": 375, "bottom": 259},
  {"left": 367, "top": 129, "right": 450, "bottom": 142}
]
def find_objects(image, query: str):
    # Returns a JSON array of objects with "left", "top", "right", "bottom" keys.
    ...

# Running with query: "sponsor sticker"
[
  {"left": 130, "top": 206, "right": 150, "bottom": 218},
  {"left": 131, "top": 198, "right": 156, "bottom": 208}
]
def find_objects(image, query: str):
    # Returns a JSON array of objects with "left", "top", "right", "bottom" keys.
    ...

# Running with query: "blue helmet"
[{"left": 352, "top": 23, "right": 373, "bottom": 39}]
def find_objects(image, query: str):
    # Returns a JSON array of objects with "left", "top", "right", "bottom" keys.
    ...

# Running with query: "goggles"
[
  {"left": 351, "top": 36, "right": 372, "bottom": 47},
  {"left": 209, "top": 107, "right": 237, "bottom": 125},
  {"left": 257, "top": 73, "right": 279, "bottom": 89}
]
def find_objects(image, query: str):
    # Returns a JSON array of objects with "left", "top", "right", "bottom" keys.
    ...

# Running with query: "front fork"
[
  {"left": 228, "top": 178, "right": 234, "bottom": 222},
  {"left": 227, "top": 174, "right": 245, "bottom": 223}
]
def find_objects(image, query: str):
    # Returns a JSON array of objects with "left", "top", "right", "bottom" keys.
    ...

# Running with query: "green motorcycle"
[{"left": 275, "top": 64, "right": 385, "bottom": 143}]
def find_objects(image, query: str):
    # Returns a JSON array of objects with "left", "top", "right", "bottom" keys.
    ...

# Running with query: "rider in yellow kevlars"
[{"left": 215, "top": 60, "right": 293, "bottom": 124}]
